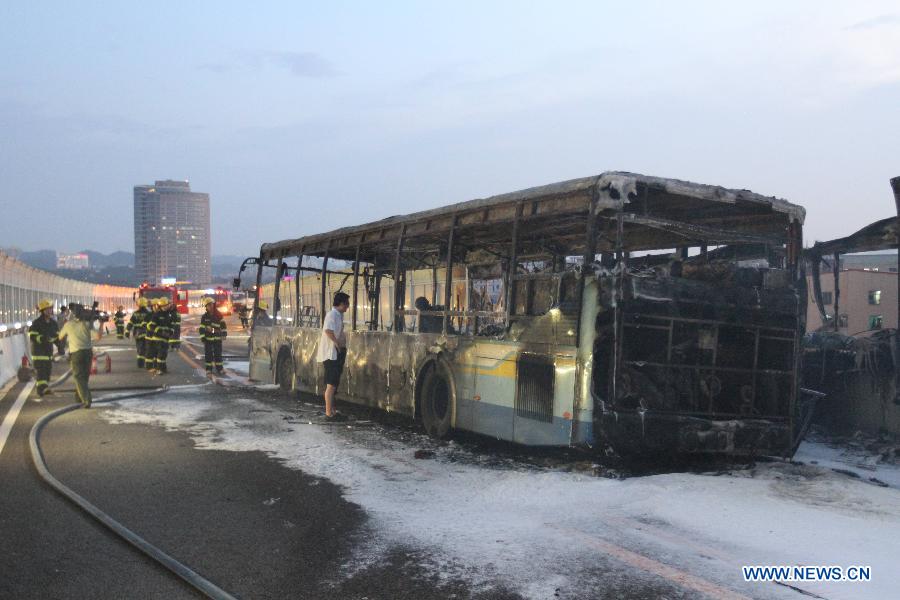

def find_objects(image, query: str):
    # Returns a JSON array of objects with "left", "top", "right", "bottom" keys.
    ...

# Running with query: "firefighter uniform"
[
  {"left": 199, "top": 298, "right": 227, "bottom": 374},
  {"left": 28, "top": 300, "right": 59, "bottom": 396},
  {"left": 168, "top": 305, "right": 182, "bottom": 350},
  {"left": 114, "top": 308, "right": 127, "bottom": 339},
  {"left": 127, "top": 298, "right": 151, "bottom": 368},
  {"left": 145, "top": 299, "right": 177, "bottom": 373}
]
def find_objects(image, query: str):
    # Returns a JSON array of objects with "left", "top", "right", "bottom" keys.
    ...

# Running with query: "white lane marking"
[{"left": 0, "top": 382, "right": 35, "bottom": 458}]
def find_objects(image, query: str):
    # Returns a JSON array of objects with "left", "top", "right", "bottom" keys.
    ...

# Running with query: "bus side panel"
[
  {"left": 344, "top": 331, "right": 388, "bottom": 407},
  {"left": 467, "top": 341, "right": 517, "bottom": 441},
  {"left": 451, "top": 340, "right": 478, "bottom": 431},
  {"left": 388, "top": 332, "right": 450, "bottom": 417},
  {"left": 453, "top": 340, "right": 579, "bottom": 446},
  {"left": 249, "top": 326, "right": 276, "bottom": 382},
  {"left": 278, "top": 325, "right": 579, "bottom": 447},
  {"left": 291, "top": 327, "right": 320, "bottom": 394}
]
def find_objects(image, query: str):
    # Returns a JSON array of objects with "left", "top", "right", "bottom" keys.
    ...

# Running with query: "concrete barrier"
[{"left": 0, "top": 332, "right": 29, "bottom": 387}]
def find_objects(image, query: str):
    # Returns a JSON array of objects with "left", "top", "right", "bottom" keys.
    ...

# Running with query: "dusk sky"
[{"left": 2, "top": 1, "right": 898, "bottom": 256}]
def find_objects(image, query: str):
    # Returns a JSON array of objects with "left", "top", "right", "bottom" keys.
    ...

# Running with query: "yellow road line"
[{"left": 554, "top": 525, "right": 752, "bottom": 600}]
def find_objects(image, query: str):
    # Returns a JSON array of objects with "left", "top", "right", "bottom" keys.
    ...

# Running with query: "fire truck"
[
  {"left": 136, "top": 283, "right": 188, "bottom": 314},
  {"left": 212, "top": 287, "right": 233, "bottom": 315}
]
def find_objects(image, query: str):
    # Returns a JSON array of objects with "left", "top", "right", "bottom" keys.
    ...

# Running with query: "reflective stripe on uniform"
[{"left": 31, "top": 355, "right": 52, "bottom": 361}]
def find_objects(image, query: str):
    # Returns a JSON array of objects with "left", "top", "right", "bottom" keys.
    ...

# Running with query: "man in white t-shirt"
[{"left": 317, "top": 292, "right": 351, "bottom": 420}]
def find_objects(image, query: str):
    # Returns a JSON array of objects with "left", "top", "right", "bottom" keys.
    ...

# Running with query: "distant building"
[
  {"left": 133, "top": 180, "right": 211, "bottom": 285},
  {"left": 56, "top": 253, "right": 90, "bottom": 270},
  {"left": 807, "top": 257, "right": 898, "bottom": 334},
  {"left": 839, "top": 253, "right": 898, "bottom": 272}
]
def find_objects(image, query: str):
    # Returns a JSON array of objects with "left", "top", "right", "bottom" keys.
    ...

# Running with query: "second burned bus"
[{"left": 240, "top": 172, "right": 806, "bottom": 456}]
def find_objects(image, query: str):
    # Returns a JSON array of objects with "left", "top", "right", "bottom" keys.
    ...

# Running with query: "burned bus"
[{"left": 240, "top": 172, "right": 806, "bottom": 456}]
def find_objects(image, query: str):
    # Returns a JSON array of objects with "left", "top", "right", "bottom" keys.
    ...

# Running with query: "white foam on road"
[
  {"left": 224, "top": 360, "right": 249, "bottom": 376},
  {"left": 795, "top": 439, "right": 900, "bottom": 490},
  {"left": 100, "top": 392, "right": 900, "bottom": 599}
]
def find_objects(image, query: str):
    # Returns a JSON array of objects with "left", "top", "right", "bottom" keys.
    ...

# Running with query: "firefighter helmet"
[
  {"left": 37, "top": 299, "right": 53, "bottom": 311},
  {"left": 138, "top": 297, "right": 149, "bottom": 308},
  {"left": 202, "top": 296, "right": 215, "bottom": 306}
]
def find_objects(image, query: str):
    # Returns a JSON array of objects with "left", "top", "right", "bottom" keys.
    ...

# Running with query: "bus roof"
[{"left": 260, "top": 171, "right": 805, "bottom": 262}]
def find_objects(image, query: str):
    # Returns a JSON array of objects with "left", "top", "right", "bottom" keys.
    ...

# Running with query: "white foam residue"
[
  {"left": 795, "top": 439, "right": 900, "bottom": 489},
  {"left": 100, "top": 394, "right": 900, "bottom": 599},
  {"left": 225, "top": 360, "right": 249, "bottom": 376}
]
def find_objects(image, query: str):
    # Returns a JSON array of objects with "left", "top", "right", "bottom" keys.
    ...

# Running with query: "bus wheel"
[
  {"left": 277, "top": 352, "right": 293, "bottom": 393},
  {"left": 420, "top": 364, "right": 452, "bottom": 438}
]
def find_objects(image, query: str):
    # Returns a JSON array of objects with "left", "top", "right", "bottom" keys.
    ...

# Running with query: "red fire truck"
[
  {"left": 212, "top": 287, "right": 233, "bottom": 315},
  {"left": 137, "top": 283, "right": 189, "bottom": 314}
]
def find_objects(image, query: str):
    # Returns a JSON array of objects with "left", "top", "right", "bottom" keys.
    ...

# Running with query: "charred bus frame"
[{"left": 242, "top": 172, "right": 806, "bottom": 456}]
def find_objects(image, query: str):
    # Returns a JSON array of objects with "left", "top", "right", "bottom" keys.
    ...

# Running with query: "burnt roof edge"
[{"left": 259, "top": 171, "right": 805, "bottom": 257}]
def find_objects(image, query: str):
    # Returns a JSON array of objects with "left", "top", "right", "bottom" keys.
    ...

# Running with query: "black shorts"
[{"left": 323, "top": 349, "right": 346, "bottom": 387}]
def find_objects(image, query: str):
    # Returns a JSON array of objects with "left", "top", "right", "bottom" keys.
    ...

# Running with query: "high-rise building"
[{"left": 133, "top": 180, "right": 211, "bottom": 285}]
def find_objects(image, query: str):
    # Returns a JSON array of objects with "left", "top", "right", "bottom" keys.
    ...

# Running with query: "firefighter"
[
  {"left": 145, "top": 298, "right": 176, "bottom": 374},
  {"left": 126, "top": 297, "right": 150, "bottom": 368},
  {"left": 199, "top": 297, "right": 227, "bottom": 375},
  {"left": 114, "top": 305, "right": 127, "bottom": 339},
  {"left": 254, "top": 300, "right": 273, "bottom": 327},
  {"left": 168, "top": 300, "right": 182, "bottom": 351},
  {"left": 28, "top": 299, "right": 59, "bottom": 396},
  {"left": 142, "top": 299, "right": 161, "bottom": 372},
  {"left": 237, "top": 303, "right": 250, "bottom": 329}
]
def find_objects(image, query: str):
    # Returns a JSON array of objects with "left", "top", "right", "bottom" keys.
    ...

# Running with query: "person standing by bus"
[
  {"left": 126, "top": 297, "right": 150, "bottom": 368},
  {"left": 29, "top": 299, "right": 59, "bottom": 397},
  {"left": 113, "top": 305, "right": 127, "bottom": 339},
  {"left": 199, "top": 297, "right": 227, "bottom": 375},
  {"left": 317, "top": 292, "right": 350, "bottom": 421},
  {"left": 58, "top": 304, "right": 96, "bottom": 409}
]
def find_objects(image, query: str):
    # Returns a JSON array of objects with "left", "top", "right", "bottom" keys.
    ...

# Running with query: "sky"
[{"left": 1, "top": 1, "right": 898, "bottom": 256}]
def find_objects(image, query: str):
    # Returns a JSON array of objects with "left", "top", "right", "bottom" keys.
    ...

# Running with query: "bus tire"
[
  {"left": 276, "top": 350, "right": 293, "bottom": 394},
  {"left": 419, "top": 362, "right": 453, "bottom": 439}
]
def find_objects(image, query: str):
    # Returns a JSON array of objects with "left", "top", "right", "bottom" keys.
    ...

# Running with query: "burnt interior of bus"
[
  {"left": 595, "top": 248, "right": 800, "bottom": 417},
  {"left": 254, "top": 173, "right": 805, "bottom": 453},
  {"left": 588, "top": 183, "right": 803, "bottom": 455}
]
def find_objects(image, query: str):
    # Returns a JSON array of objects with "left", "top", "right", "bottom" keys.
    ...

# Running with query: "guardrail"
[{"left": 0, "top": 250, "right": 135, "bottom": 338}]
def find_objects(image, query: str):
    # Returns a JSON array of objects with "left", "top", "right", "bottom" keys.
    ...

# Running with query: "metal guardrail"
[{"left": 0, "top": 250, "right": 135, "bottom": 337}]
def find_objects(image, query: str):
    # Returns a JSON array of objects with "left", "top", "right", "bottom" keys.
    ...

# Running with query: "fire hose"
[{"left": 29, "top": 385, "right": 237, "bottom": 600}]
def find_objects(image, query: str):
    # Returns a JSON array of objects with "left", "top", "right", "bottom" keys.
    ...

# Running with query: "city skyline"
[{"left": 2, "top": 2, "right": 899, "bottom": 256}]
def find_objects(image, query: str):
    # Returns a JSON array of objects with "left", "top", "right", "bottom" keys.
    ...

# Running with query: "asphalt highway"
[{"left": 0, "top": 316, "right": 523, "bottom": 599}]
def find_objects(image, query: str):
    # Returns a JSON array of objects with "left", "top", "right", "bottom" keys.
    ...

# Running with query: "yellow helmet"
[
  {"left": 138, "top": 297, "right": 149, "bottom": 308},
  {"left": 202, "top": 296, "right": 215, "bottom": 306},
  {"left": 37, "top": 299, "right": 53, "bottom": 311},
  {"left": 257, "top": 300, "right": 269, "bottom": 310}
]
